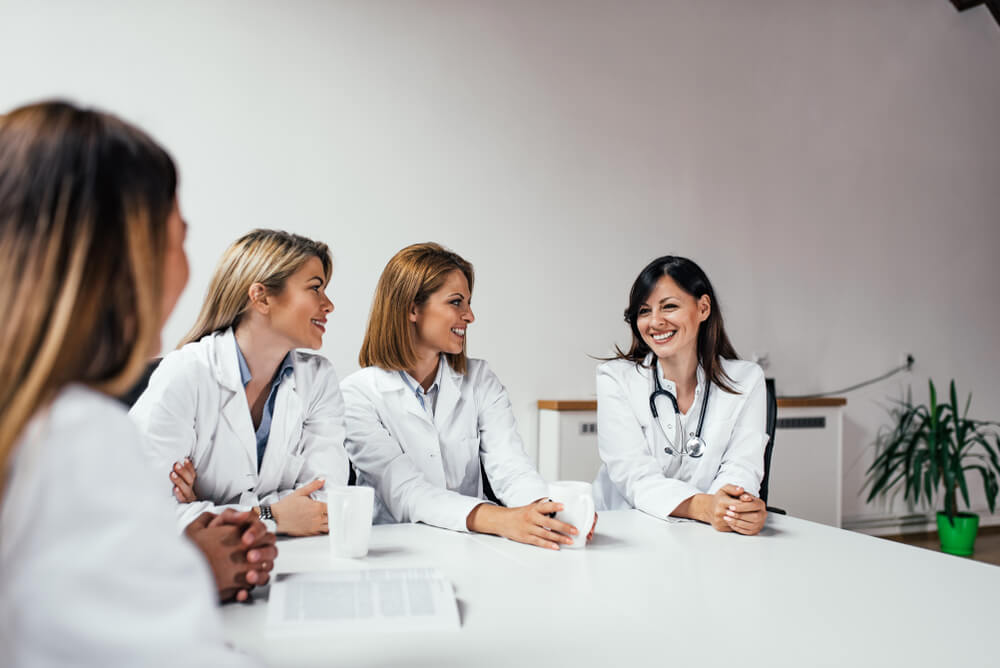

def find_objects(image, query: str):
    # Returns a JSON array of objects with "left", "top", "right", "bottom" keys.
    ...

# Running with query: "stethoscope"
[{"left": 649, "top": 359, "right": 710, "bottom": 458}]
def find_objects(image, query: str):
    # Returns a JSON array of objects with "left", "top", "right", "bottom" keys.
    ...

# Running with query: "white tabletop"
[{"left": 222, "top": 511, "right": 1000, "bottom": 667}]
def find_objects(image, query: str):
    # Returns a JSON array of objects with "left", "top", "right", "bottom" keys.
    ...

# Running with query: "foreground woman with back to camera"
[
  {"left": 0, "top": 101, "right": 263, "bottom": 665},
  {"left": 594, "top": 255, "right": 769, "bottom": 535}
]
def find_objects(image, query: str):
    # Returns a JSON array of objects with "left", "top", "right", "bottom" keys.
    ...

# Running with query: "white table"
[{"left": 223, "top": 511, "right": 1000, "bottom": 667}]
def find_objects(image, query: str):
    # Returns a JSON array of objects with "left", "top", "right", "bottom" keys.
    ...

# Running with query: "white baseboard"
[{"left": 844, "top": 509, "right": 1000, "bottom": 536}]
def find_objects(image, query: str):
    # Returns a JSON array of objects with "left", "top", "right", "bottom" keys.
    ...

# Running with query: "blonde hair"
[
  {"left": 359, "top": 242, "right": 474, "bottom": 374},
  {"left": 0, "top": 101, "right": 176, "bottom": 497},
  {"left": 181, "top": 229, "right": 332, "bottom": 346}
]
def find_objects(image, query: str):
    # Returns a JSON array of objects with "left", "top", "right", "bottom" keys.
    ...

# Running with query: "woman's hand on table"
[
  {"left": 185, "top": 509, "right": 278, "bottom": 603},
  {"left": 466, "top": 500, "right": 579, "bottom": 550},
  {"left": 722, "top": 491, "right": 767, "bottom": 535},
  {"left": 271, "top": 478, "right": 328, "bottom": 536},
  {"left": 170, "top": 457, "right": 197, "bottom": 503}
]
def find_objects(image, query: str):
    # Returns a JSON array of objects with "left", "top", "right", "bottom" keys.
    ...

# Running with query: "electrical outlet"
[{"left": 579, "top": 422, "right": 597, "bottom": 435}]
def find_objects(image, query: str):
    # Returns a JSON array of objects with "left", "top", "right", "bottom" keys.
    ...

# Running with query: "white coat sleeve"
[
  {"left": 2, "top": 391, "right": 257, "bottom": 667},
  {"left": 596, "top": 364, "right": 701, "bottom": 519},
  {"left": 341, "top": 380, "right": 481, "bottom": 533},
  {"left": 129, "top": 355, "right": 248, "bottom": 529},
  {"left": 475, "top": 363, "right": 549, "bottom": 508},
  {"left": 706, "top": 367, "right": 768, "bottom": 497},
  {"left": 259, "top": 359, "right": 350, "bottom": 506}
]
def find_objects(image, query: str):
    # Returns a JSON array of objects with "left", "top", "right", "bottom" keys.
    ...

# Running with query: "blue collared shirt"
[{"left": 235, "top": 343, "right": 294, "bottom": 471}]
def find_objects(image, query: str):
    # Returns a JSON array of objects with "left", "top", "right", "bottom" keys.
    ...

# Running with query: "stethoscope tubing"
[{"left": 649, "top": 359, "right": 710, "bottom": 457}]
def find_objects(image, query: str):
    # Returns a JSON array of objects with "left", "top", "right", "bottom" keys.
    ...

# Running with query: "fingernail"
[
  {"left": 726, "top": 510, "right": 735, "bottom": 517},
  {"left": 170, "top": 472, "right": 177, "bottom": 479},
  {"left": 728, "top": 505, "right": 735, "bottom": 511},
  {"left": 724, "top": 515, "right": 733, "bottom": 522},
  {"left": 248, "top": 550, "right": 259, "bottom": 561}
]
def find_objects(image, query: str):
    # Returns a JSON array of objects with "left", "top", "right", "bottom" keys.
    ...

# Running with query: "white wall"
[{"left": 3, "top": 0, "right": 998, "bottom": 531}]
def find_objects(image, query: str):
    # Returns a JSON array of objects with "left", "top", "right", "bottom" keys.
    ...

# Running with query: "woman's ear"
[
  {"left": 408, "top": 301, "right": 421, "bottom": 324},
  {"left": 698, "top": 295, "right": 711, "bottom": 323},
  {"left": 248, "top": 283, "right": 269, "bottom": 314}
]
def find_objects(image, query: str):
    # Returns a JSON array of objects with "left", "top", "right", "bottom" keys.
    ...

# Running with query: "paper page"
[{"left": 266, "top": 568, "right": 460, "bottom": 632}]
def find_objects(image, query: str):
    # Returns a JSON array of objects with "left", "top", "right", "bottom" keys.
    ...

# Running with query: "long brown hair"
[
  {"left": 359, "top": 243, "right": 474, "bottom": 374},
  {"left": 0, "top": 101, "right": 176, "bottom": 496},
  {"left": 614, "top": 255, "right": 740, "bottom": 393},
  {"left": 180, "top": 229, "right": 331, "bottom": 346}
]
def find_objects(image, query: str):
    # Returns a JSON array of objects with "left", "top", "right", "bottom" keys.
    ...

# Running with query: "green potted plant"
[{"left": 865, "top": 379, "right": 1000, "bottom": 556}]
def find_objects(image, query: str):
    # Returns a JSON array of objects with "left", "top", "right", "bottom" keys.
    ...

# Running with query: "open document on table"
[{"left": 266, "top": 568, "right": 461, "bottom": 632}]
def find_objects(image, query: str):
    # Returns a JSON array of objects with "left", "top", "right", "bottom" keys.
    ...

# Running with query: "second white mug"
[
  {"left": 548, "top": 480, "right": 595, "bottom": 549},
  {"left": 326, "top": 485, "right": 375, "bottom": 559}
]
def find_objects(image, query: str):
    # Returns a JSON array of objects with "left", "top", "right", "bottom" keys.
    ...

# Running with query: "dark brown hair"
[{"left": 614, "top": 255, "right": 740, "bottom": 393}]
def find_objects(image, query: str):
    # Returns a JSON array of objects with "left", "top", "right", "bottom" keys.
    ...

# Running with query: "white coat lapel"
[
  {"left": 433, "top": 359, "right": 462, "bottom": 430},
  {"left": 258, "top": 368, "right": 301, "bottom": 490},
  {"left": 213, "top": 330, "right": 258, "bottom": 472},
  {"left": 376, "top": 367, "right": 433, "bottom": 426}
]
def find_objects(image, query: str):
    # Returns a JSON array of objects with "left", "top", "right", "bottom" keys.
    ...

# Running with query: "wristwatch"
[{"left": 258, "top": 504, "right": 273, "bottom": 521}]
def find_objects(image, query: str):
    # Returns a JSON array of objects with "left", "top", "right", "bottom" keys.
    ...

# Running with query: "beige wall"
[{"left": 3, "top": 0, "right": 998, "bottom": 530}]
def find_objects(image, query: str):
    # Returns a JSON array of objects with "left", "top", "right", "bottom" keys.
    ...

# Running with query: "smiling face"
[
  {"left": 266, "top": 255, "right": 333, "bottom": 350},
  {"left": 635, "top": 274, "right": 710, "bottom": 363},
  {"left": 410, "top": 269, "right": 474, "bottom": 357}
]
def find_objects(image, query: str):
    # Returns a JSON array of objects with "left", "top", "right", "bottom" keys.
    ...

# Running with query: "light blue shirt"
[
  {"left": 398, "top": 359, "right": 444, "bottom": 417},
  {"left": 235, "top": 343, "right": 294, "bottom": 471}
]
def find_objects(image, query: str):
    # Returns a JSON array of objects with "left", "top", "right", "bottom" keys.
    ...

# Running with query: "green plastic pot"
[{"left": 936, "top": 512, "right": 979, "bottom": 556}]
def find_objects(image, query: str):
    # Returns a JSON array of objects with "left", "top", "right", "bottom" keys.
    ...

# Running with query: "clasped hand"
[
  {"left": 707, "top": 484, "right": 767, "bottom": 535},
  {"left": 184, "top": 509, "right": 278, "bottom": 603}
]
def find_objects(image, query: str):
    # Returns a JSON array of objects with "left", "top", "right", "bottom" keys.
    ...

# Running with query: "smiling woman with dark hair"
[{"left": 594, "top": 255, "right": 770, "bottom": 535}]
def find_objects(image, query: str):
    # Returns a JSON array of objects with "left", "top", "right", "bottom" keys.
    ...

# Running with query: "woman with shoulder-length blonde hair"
[
  {"left": 341, "top": 242, "right": 594, "bottom": 549},
  {"left": 0, "top": 101, "right": 260, "bottom": 664},
  {"left": 130, "top": 229, "right": 349, "bottom": 536}
]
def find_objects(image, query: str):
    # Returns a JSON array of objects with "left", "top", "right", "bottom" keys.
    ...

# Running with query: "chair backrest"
[
  {"left": 118, "top": 358, "right": 163, "bottom": 408},
  {"left": 758, "top": 377, "right": 777, "bottom": 504}
]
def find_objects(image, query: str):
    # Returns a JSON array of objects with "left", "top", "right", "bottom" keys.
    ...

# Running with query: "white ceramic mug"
[
  {"left": 548, "top": 480, "right": 596, "bottom": 549},
  {"left": 326, "top": 486, "right": 375, "bottom": 558}
]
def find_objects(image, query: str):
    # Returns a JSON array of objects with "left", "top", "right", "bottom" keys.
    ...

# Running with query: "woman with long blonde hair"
[
  {"left": 130, "top": 229, "right": 349, "bottom": 536},
  {"left": 341, "top": 243, "right": 594, "bottom": 549},
  {"left": 0, "top": 101, "right": 258, "bottom": 664}
]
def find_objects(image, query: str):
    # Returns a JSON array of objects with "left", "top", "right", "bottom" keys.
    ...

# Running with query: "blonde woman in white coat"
[
  {"left": 0, "top": 101, "right": 259, "bottom": 665},
  {"left": 131, "top": 230, "right": 349, "bottom": 535},
  {"left": 594, "top": 255, "right": 769, "bottom": 535},
  {"left": 342, "top": 243, "right": 592, "bottom": 550}
]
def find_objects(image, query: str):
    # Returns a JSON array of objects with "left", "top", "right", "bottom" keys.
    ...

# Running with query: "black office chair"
[
  {"left": 119, "top": 358, "right": 162, "bottom": 408},
  {"left": 760, "top": 378, "right": 785, "bottom": 515}
]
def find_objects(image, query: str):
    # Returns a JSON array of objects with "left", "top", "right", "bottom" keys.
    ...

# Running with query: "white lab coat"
[
  {"left": 341, "top": 357, "right": 549, "bottom": 532},
  {"left": 593, "top": 355, "right": 768, "bottom": 518},
  {"left": 0, "top": 385, "right": 255, "bottom": 668},
  {"left": 130, "top": 328, "right": 349, "bottom": 530}
]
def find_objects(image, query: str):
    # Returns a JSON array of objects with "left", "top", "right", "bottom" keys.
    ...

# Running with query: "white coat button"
[{"left": 666, "top": 423, "right": 673, "bottom": 430}]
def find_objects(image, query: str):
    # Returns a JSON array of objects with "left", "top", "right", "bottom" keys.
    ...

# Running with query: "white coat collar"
[{"left": 372, "top": 355, "right": 464, "bottom": 426}]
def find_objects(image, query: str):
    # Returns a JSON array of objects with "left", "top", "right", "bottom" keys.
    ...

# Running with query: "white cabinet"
[{"left": 537, "top": 401, "right": 602, "bottom": 483}]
